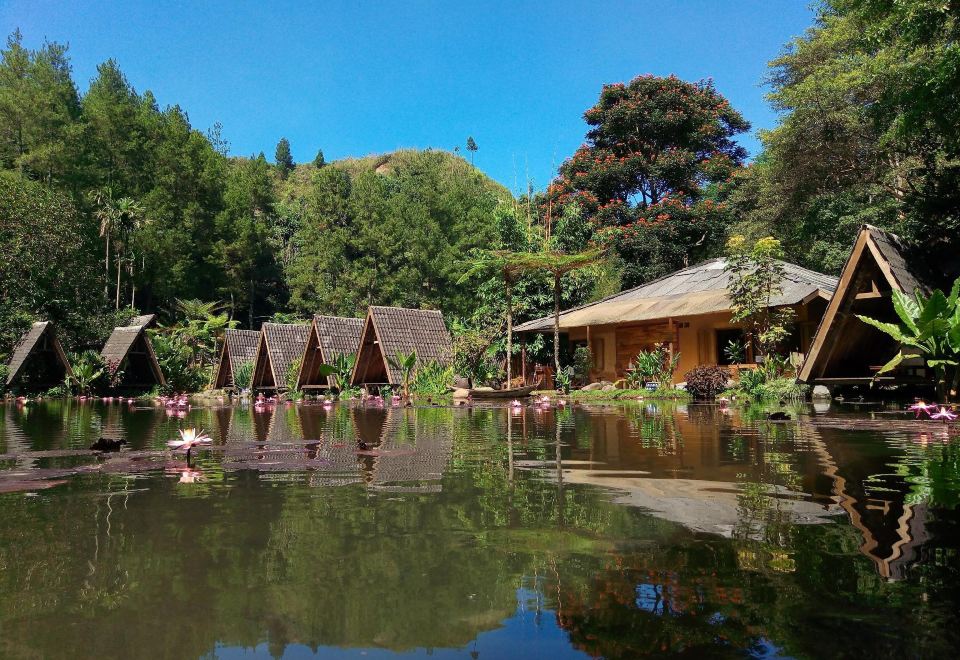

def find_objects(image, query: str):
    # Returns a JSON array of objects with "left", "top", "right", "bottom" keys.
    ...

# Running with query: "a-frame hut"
[
  {"left": 213, "top": 329, "right": 261, "bottom": 390},
  {"left": 5, "top": 322, "right": 73, "bottom": 390},
  {"left": 101, "top": 318, "right": 165, "bottom": 388},
  {"left": 251, "top": 323, "right": 311, "bottom": 392},
  {"left": 350, "top": 306, "right": 453, "bottom": 388},
  {"left": 799, "top": 225, "right": 950, "bottom": 387},
  {"left": 297, "top": 315, "right": 364, "bottom": 391}
]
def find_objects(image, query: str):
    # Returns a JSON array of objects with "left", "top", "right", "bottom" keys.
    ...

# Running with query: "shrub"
[
  {"left": 233, "top": 361, "right": 253, "bottom": 390},
  {"left": 150, "top": 332, "right": 206, "bottom": 393},
  {"left": 625, "top": 343, "right": 680, "bottom": 388},
  {"left": 285, "top": 357, "right": 302, "bottom": 393},
  {"left": 411, "top": 360, "right": 454, "bottom": 398},
  {"left": 66, "top": 350, "right": 107, "bottom": 395},
  {"left": 572, "top": 346, "right": 593, "bottom": 385},
  {"left": 684, "top": 365, "right": 730, "bottom": 399}
]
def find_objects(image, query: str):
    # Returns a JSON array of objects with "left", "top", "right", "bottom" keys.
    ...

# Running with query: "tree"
[
  {"left": 550, "top": 75, "right": 749, "bottom": 284},
  {"left": 275, "top": 137, "right": 293, "bottom": 178},
  {"left": 466, "top": 136, "right": 477, "bottom": 165},
  {"left": 725, "top": 235, "right": 793, "bottom": 365},
  {"left": 313, "top": 149, "right": 325, "bottom": 168}
]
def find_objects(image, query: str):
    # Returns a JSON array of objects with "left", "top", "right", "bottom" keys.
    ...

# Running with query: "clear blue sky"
[{"left": 3, "top": 0, "right": 813, "bottom": 194}]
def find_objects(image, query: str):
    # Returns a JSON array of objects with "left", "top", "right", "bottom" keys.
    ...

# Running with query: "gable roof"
[
  {"left": 799, "top": 225, "right": 936, "bottom": 384},
  {"left": 351, "top": 307, "right": 453, "bottom": 385},
  {"left": 100, "top": 324, "right": 165, "bottom": 386},
  {"left": 127, "top": 314, "right": 157, "bottom": 329},
  {"left": 252, "top": 323, "right": 311, "bottom": 390},
  {"left": 314, "top": 315, "right": 364, "bottom": 360},
  {"left": 5, "top": 321, "right": 73, "bottom": 386},
  {"left": 213, "top": 329, "right": 261, "bottom": 389},
  {"left": 514, "top": 257, "right": 838, "bottom": 332},
  {"left": 296, "top": 315, "right": 364, "bottom": 389}
]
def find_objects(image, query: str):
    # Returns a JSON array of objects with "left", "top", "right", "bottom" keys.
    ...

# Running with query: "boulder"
[
  {"left": 452, "top": 388, "right": 471, "bottom": 399},
  {"left": 581, "top": 381, "right": 611, "bottom": 392},
  {"left": 812, "top": 385, "right": 831, "bottom": 400},
  {"left": 601, "top": 384, "right": 617, "bottom": 392}
]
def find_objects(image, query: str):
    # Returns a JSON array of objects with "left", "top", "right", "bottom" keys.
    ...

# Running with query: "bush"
[
  {"left": 233, "top": 361, "right": 253, "bottom": 390},
  {"left": 572, "top": 346, "right": 593, "bottom": 385},
  {"left": 684, "top": 365, "right": 730, "bottom": 399},
  {"left": 625, "top": 344, "right": 680, "bottom": 388},
  {"left": 150, "top": 332, "right": 207, "bottom": 393},
  {"left": 731, "top": 367, "right": 808, "bottom": 402},
  {"left": 411, "top": 360, "right": 454, "bottom": 398}
]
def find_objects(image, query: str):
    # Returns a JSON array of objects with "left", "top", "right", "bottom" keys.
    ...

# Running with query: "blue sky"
[{"left": 2, "top": 0, "right": 814, "bottom": 194}]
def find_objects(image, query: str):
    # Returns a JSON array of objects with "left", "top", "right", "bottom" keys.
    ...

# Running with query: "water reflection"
[{"left": 1, "top": 400, "right": 959, "bottom": 657}]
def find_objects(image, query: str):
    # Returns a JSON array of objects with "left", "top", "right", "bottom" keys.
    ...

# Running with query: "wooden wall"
[{"left": 615, "top": 322, "right": 676, "bottom": 375}]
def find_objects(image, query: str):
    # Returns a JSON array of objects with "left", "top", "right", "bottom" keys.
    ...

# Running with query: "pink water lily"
[
  {"left": 908, "top": 401, "right": 935, "bottom": 418},
  {"left": 930, "top": 407, "right": 958, "bottom": 422},
  {"left": 510, "top": 399, "right": 523, "bottom": 408}
]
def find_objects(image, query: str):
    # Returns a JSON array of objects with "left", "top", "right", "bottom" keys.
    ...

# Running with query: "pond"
[{"left": 1, "top": 399, "right": 959, "bottom": 658}]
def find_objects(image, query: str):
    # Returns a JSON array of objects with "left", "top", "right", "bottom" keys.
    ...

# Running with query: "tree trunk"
[
  {"left": 505, "top": 279, "right": 512, "bottom": 387},
  {"left": 104, "top": 234, "right": 110, "bottom": 299},
  {"left": 115, "top": 255, "right": 122, "bottom": 310},
  {"left": 553, "top": 273, "right": 561, "bottom": 374}
]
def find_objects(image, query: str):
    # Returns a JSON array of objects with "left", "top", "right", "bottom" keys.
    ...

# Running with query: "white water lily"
[{"left": 167, "top": 428, "right": 212, "bottom": 452}]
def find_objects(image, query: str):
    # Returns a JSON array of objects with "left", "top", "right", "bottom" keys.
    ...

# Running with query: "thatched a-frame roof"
[
  {"left": 100, "top": 321, "right": 165, "bottom": 388},
  {"left": 251, "top": 323, "right": 311, "bottom": 391},
  {"left": 127, "top": 314, "right": 157, "bottom": 329},
  {"left": 297, "top": 315, "right": 364, "bottom": 390},
  {"left": 213, "top": 329, "right": 261, "bottom": 390},
  {"left": 5, "top": 322, "right": 73, "bottom": 389},
  {"left": 350, "top": 306, "right": 453, "bottom": 387},
  {"left": 799, "top": 225, "right": 940, "bottom": 386}
]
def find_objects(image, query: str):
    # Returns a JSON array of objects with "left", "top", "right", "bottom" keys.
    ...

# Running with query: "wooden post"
[
  {"left": 586, "top": 325, "right": 592, "bottom": 381},
  {"left": 521, "top": 335, "right": 527, "bottom": 385},
  {"left": 667, "top": 318, "right": 675, "bottom": 385}
]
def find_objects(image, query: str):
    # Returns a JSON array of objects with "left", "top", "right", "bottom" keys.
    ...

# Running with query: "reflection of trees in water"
[{"left": 624, "top": 403, "right": 683, "bottom": 454}]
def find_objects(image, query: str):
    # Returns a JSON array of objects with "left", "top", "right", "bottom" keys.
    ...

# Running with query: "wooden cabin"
[
  {"left": 350, "top": 306, "right": 453, "bottom": 388},
  {"left": 798, "top": 225, "right": 954, "bottom": 388},
  {"left": 297, "top": 315, "right": 364, "bottom": 391},
  {"left": 514, "top": 258, "right": 837, "bottom": 384},
  {"left": 101, "top": 318, "right": 165, "bottom": 389},
  {"left": 5, "top": 322, "right": 73, "bottom": 391},
  {"left": 251, "top": 323, "right": 311, "bottom": 392},
  {"left": 212, "top": 329, "right": 261, "bottom": 390}
]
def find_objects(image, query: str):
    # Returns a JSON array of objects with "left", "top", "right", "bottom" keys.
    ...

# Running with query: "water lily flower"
[
  {"left": 510, "top": 399, "right": 523, "bottom": 408},
  {"left": 178, "top": 468, "right": 204, "bottom": 484},
  {"left": 930, "top": 407, "right": 958, "bottom": 422},
  {"left": 167, "top": 428, "right": 212, "bottom": 460},
  {"left": 908, "top": 401, "right": 935, "bottom": 418}
]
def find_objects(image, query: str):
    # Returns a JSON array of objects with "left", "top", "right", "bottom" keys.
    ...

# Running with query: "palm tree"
[
  {"left": 113, "top": 197, "right": 144, "bottom": 309},
  {"left": 91, "top": 188, "right": 116, "bottom": 300}
]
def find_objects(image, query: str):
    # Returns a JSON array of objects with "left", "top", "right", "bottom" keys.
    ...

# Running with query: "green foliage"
[
  {"left": 285, "top": 357, "right": 302, "bottom": 393},
  {"left": 275, "top": 137, "right": 293, "bottom": 177},
  {"left": 625, "top": 344, "right": 679, "bottom": 388},
  {"left": 233, "top": 361, "right": 253, "bottom": 390},
  {"left": 387, "top": 351, "right": 417, "bottom": 399},
  {"left": 726, "top": 235, "right": 794, "bottom": 363},
  {"left": 313, "top": 149, "right": 325, "bottom": 168},
  {"left": 330, "top": 352, "right": 356, "bottom": 393},
  {"left": 66, "top": 350, "right": 105, "bottom": 395},
  {"left": 554, "top": 366, "right": 573, "bottom": 394},
  {"left": 856, "top": 277, "right": 960, "bottom": 401},
  {"left": 683, "top": 365, "right": 730, "bottom": 399},
  {"left": 150, "top": 331, "right": 206, "bottom": 393},
  {"left": 550, "top": 74, "right": 749, "bottom": 285},
  {"left": 572, "top": 346, "right": 593, "bottom": 385},
  {"left": 724, "top": 339, "right": 746, "bottom": 364},
  {"left": 410, "top": 360, "right": 454, "bottom": 398}
]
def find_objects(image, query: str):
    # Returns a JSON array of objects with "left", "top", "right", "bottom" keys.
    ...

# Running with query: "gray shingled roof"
[
  {"left": 214, "top": 329, "right": 261, "bottom": 388},
  {"left": 865, "top": 225, "right": 931, "bottom": 296},
  {"left": 100, "top": 324, "right": 165, "bottom": 386},
  {"left": 127, "top": 314, "right": 157, "bottom": 328},
  {"left": 5, "top": 322, "right": 73, "bottom": 386},
  {"left": 515, "top": 258, "right": 838, "bottom": 332},
  {"left": 367, "top": 306, "right": 453, "bottom": 383},
  {"left": 314, "top": 315, "right": 363, "bottom": 360},
  {"left": 254, "top": 323, "right": 311, "bottom": 389}
]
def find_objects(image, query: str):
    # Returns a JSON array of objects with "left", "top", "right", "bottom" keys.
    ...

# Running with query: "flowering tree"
[{"left": 549, "top": 75, "right": 749, "bottom": 284}]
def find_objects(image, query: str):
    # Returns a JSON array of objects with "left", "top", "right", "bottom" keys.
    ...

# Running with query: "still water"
[{"left": 1, "top": 399, "right": 959, "bottom": 658}]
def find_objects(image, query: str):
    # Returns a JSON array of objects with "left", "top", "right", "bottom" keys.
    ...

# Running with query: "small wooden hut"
[
  {"left": 5, "top": 322, "right": 73, "bottom": 390},
  {"left": 213, "top": 329, "right": 261, "bottom": 390},
  {"left": 251, "top": 323, "right": 311, "bottom": 392},
  {"left": 799, "top": 225, "right": 951, "bottom": 387},
  {"left": 101, "top": 318, "right": 165, "bottom": 388},
  {"left": 350, "top": 306, "right": 453, "bottom": 388},
  {"left": 297, "top": 315, "right": 364, "bottom": 390}
]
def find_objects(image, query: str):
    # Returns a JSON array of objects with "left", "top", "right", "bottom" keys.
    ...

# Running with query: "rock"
[
  {"left": 581, "top": 381, "right": 611, "bottom": 392},
  {"left": 812, "top": 385, "right": 831, "bottom": 400},
  {"left": 767, "top": 411, "right": 791, "bottom": 421},
  {"left": 452, "top": 388, "right": 471, "bottom": 399},
  {"left": 674, "top": 382, "right": 687, "bottom": 391},
  {"left": 601, "top": 384, "right": 617, "bottom": 392},
  {"left": 453, "top": 377, "right": 470, "bottom": 389}
]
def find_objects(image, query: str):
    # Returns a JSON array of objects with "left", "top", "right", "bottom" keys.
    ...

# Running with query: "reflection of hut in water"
[
  {"left": 5, "top": 322, "right": 73, "bottom": 391},
  {"left": 212, "top": 329, "right": 261, "bottom": 390},
  {"left": 298, "top": 315, "right": 363, "bottom": 391},
  {"left": 251, "top": 323, "right": 311, "bottom": 392},
  {"left": 356, "top": 408, "right": 453, "bottom": 492},
  {"left": 350, "top": 306, "right": 453, "bottom": 388},
  {"left": 100, "top": 317, "right": 165, "bottom": 389},
  {"left": 807, "top": 422, "right": 930, "bottom": 580}
]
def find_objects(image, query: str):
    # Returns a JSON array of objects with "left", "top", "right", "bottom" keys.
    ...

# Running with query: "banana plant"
[
  {"left": 856, "top": 277, "right": 960, "bottom": 401},
  {"left": 387, "top": 351, "right": 417, "bottom": 400},
  {"left": 331, "top": 353, "right": 356, "bottom": 392}
]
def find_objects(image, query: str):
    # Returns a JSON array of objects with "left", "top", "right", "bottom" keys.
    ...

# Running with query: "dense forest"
[{"left": 2, "top": 0, "right": 959, "bottom": 371}]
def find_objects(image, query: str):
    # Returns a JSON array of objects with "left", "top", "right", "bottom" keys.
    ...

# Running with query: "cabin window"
[{"left": 715, "top": 328, "right": 747, "bottom": 365}]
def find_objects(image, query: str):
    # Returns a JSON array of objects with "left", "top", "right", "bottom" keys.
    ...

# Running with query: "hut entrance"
[{"left": 5, "top": 322, "right": 73, "bottom": 391}]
